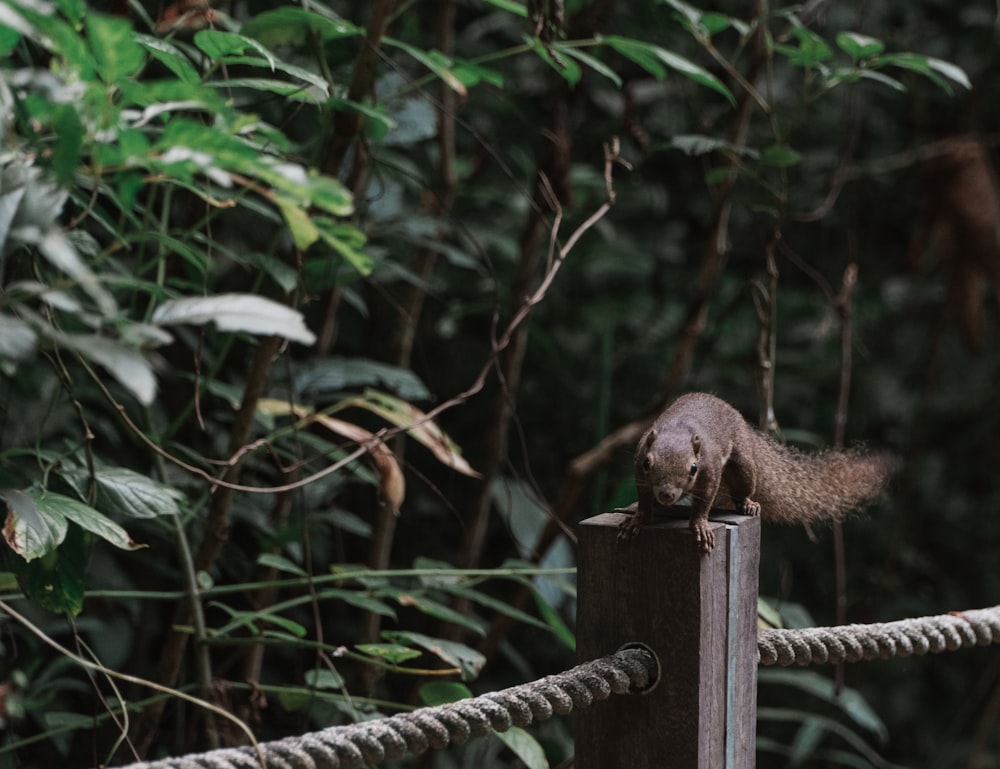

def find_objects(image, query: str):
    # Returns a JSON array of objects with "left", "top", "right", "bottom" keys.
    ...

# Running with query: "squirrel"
[{"left": 616, "top": 392, "right": 895, "bottom": 553}]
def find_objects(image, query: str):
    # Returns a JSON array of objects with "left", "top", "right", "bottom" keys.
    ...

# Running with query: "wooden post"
[{"left": 575, "top": 509, "right": 761, "bottom": 769}]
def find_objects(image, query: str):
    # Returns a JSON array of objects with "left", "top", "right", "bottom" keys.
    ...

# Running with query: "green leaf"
[
  {"left": 0, "top": 314, "right": 37, "bottom": 365},
  {"left": 701, "top": 12, "right": 747, "bottom": 36},
  {"left": 203, "top": 77, "right": 327, "bottom": 102},
  {"left": 759, "top": 669, "right": 889, "bottom": 743},
  {"left": 35, "top": 490, "right": 143, "bottom": 553},
  {"left": 383, "top": 589, "right": 486, "bottom": 635},
  {"left": 135, "top": 35, "right": 201, "bottom": 84},
  {"left": 304, "top": 668, "right": 344, "bottom": 690},
  {"left": 775, "top": 27, "right": 834, "bottom": 67},
  {"left": 257, "top": 553, "right": 307, "bottom": 577},
  {"left": 2, "top": 489, "right": 67, "bottom": 561},
  {"left": 210, "top": 602, "right": 308, "bottom": 638},
  {"left": 879, "top": 53, "right": 970, "bottom": 93},
  {"left": 320, "top": 588, "right": 398, "bottom": 618},
  {"left": 53, "top": 333, "right": 157, "bottom": 406},
  {"left": 315, "top": 219, "right": 373, "bottom": 276},
  {"left": 276, "top": 198, "right": 319, "bottom": 249},
  {"left": 239, "top": 7, "right": 360, "bottom": 48},
  {"left": 495, "top": 727, "right": 549, "bottom": 769},
  {"left": 151, "top": 293, "right": 317, "bottom": 346},
  {"left": 0, "top": 25, "right": 20, "bottom": 57},
  {"left": 119, "top": 80, "right": 227, "bottom": 114},
  {"left": 760, "top": 144, "right": 801, "bottom": 168},
  {"left": 3, "top": 488, "right": 142, "bottom": 561},
  {"left": 385, "top": 38, "right": 468, "bottom": 95},
  {"left": 86, "top": 13, "right": 145, "bottom": 82},
  {"left": 835, "top": 32, "right": 885, "bottom": 60},
  {"left": 602, "top": 36, "right": 734, "bottom": 105},
  {"left": 14, "top": 6, "right": 96, "bottom": 80},
  {"left": 60, "top": 466, "right": 184, "bottom": 519},
  {"left": 355, "top": 643, "right": 422, "bottom": 665},
  {"left": 53, "top": 0, "right": 86, "bottom": 24},
  {"left": 449, "top": 59, "right": 504, "bottom": 88},
  {"left": 419, "top": 681, "right": 472, "bottom": 706},
  {"left": 925, "top": 56, "right": 972, "bottom": 90},
  {"left": 194, "top": 29, "right": 255, "bottom": 61},
  {"left": 479, "top": 0, "right": 527, "bottom": 16},
  {"left": 602, "top": 35, "right": 665, "bottom": 78},
  {"left": 842, "top": 69, "right": 907, "bottom": 93},
  {"left": 215, "top": 56, "right": 329, "bottom": 94},
  {"left": 12, "top": 522, "right": 89, "bottom": 615},
  {"left": 330, "top": 98, "right": 396, "bottom": 142},
  {"left": 557, "top": 45, "right": 622, "bottom": 88},
  {"left": 303, "top": 175, "right": 355, "bottom": 217},
  {"left": 439, "top": 583, "right": 557, "bottom": 637},
  {"left": 532, "top": 589, "right": 576, "bottom": 650},
  {"left": 530, "top": 38, "right": 582, "bottom": 85},
  {"left": 49, "top": 104, "right": 84, "bottom": 184},
  {"left": 293, "top": 356, "right": 431, "bottom": 401},
  {"left": 668, "top": 134, "right": 759, "bottom": 158},
  {"left": 382, "top": 631, "right": 486, "bottom": 679}
]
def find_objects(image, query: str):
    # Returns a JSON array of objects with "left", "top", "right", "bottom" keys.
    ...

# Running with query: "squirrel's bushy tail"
[{"left": 748, "top": 433, "right": 896, "bottom": 525}]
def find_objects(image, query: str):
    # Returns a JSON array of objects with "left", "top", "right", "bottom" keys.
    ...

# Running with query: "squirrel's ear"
[
  {"left": 691, "top": 434, "right": 701, "bottom": 455},
  {"left": 642, "top": 429, "right": 657, "bottom": 452}
]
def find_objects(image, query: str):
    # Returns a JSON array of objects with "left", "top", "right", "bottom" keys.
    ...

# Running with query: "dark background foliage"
[{"left": 1, "top": 1, "right": 999, "bottom": 767}]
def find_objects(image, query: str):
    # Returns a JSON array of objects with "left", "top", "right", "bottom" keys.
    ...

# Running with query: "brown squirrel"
[{"left": 616, "top": 392, "right": 894, "bottom": 553}]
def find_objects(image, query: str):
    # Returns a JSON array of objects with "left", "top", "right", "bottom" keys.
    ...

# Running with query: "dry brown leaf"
[
  {"left": 255, "top": 398, "right": 404, "bottom": 515},
  {"left": 313, "top": 415, "right": 405, "bottom": 516},
  {"left": 341, "top": 391, "right": 482, "bottom": 478}
]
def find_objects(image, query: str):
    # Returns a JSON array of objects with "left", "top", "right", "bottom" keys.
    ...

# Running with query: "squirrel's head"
[{"left": 636, "top": 428, "right": 701, "bottom": 506}]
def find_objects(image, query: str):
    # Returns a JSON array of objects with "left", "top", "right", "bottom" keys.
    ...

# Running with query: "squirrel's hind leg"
[{"left": 724, "top": 454, "right": 760, "bottom": 517}]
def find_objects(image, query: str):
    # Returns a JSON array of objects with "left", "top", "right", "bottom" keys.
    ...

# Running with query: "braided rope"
[
  {"left": 111, "top": 606, "right": 1000, "bottom": 768},
  {"left": 758, "top": 605, "right": 1000, "bottom": 666},
  {"left": 113, "top": 647, "right": 657, "bottom": 769}
]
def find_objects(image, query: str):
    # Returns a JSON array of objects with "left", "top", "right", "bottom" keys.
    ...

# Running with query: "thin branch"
[{"left": 0, "top": 600, "right": 264, "bottom": 769}]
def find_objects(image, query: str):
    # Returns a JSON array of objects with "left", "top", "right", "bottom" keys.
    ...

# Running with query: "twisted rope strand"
[
  {"left": 112, "top": 647, "right": 657, "bottom": 769},
  {"left": 758, "top": 605, "right": 1000, "bottom": 666}
]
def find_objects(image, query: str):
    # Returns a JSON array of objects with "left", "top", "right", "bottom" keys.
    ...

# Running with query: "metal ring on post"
[{"left": 616, "top": 642, "right": 661, "bottom": 694}]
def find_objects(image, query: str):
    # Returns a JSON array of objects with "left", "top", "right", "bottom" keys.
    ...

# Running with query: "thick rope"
[
  {"left": 113, "top": 647, "right": 657, "bottom": 769},
  {"left": 111, "top": 606, "right": 1000, "bottom": 768},
  {"left": 758, "top": 605, "right": 1000, "bottom": 666}
]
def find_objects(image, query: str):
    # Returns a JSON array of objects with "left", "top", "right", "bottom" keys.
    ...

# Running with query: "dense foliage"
[{"left": 1, "top": 1, "right": 998, "bottom": 767}]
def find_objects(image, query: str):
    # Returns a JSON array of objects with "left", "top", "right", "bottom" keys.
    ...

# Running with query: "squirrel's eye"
[
  {"left": 689, "top": 462, "right": 698, "bottom": 476},
  {"left": 642, "top": 456, "right": 653, "bottom": 471}
]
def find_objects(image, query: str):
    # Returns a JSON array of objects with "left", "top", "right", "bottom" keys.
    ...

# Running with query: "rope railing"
[
  {"left": 758, "top": 604, "right": 1000, "bottom": 666},
  {"left": 113, "top": 646, "right": 657, "bottom": 769},
  {"left": 111, "top": 604, "right": 1000, "bottom": 769}
]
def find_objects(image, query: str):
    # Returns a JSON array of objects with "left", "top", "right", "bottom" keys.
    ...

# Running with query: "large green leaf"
[
  {"left": 2, "top": 489, "right": 142, "bottom": 561},
  {"left": 495, "top": 727, "right": 550, "bottom": 769},
  {"left": 12, "top": 522, "right": 89, "bottom": 615},
  {"left": 51, "top": 332, "right": 157, "bottom": 406},
  {"left": 36, "top": 490, "right": 143, "bottom": 553},
  {"left": 239, "top": 7, "right": 359, "bottom": 48},
  {"left": 86, "top": 13, "right": 145, "bottom": 83},
  {"left": 602, "top": 35, "right": 735, "bottom": 105},
  {"left": 60, "top": 466, "right": 184, "bottom": 519},
  {"left": 135, "top": 35, "right": 200, "bottom": 84},
  {"left": 2, "top": 489, "right": 67, "bottom": 561},
  {"left": 151, "top": 293, "right": 317, "bottom": 345}
]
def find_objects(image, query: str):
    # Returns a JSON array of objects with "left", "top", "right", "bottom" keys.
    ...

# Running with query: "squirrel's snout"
[{"left": 654, "top": 488, "right": 681, "bottom": 507}]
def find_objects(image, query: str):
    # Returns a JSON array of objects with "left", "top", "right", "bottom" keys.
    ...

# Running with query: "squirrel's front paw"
[
  {"left": 617, "top": 515, "right": 641, "bottom": 543},
  {"left": 690, "top": 519, "right": 714, "bottom": 554},
  {"left": 737, "top": 498, "right": 761, "bottom": 517}
]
